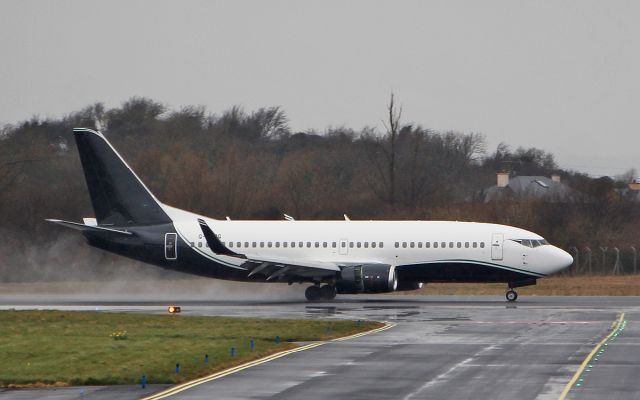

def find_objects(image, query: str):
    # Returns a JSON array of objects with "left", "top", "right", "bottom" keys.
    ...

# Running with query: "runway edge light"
[{"left": 168, "top": 305, "right": 181, "bottom": 314}]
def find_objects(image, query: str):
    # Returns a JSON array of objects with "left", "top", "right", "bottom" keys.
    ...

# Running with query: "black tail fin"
[{"left": 73, "top": 128, "right": 171, "bottom": 226}]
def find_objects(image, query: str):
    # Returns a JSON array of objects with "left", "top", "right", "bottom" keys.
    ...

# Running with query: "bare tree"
[
  {"left": 361, "top": 93, "right": 403, "bottom": 206},
  {"left": 383, "top": 93, "right": 402, "bottom": 205}
]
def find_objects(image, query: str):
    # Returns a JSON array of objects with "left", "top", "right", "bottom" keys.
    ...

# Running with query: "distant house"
[
  {"left": 618, "top": 179, "right": 640, "bottom": 202},
  {"left": 484, "top": 172, "right": 573, "bottom": 202}
]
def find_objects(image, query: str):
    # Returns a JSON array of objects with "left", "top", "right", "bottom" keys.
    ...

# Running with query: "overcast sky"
[{"left": 1, "top": 1, "right": 638, "bottom": 177}]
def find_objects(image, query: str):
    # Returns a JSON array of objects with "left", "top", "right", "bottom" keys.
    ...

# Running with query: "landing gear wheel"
[
  {"left": 320, "top": 285, "right": 337, "bottom": 301},
  {"left": 305, "top": 285, "right": 322, "bottom": 301},
  {"left": 506, "top": 289, "right": 518, "bottom": 302}
]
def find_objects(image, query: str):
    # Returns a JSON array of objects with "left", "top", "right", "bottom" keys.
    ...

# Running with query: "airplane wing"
[
  {"left": 240, "top": 256, "right": 341, "bottom": 280},
  {"left": 198, "top": 219, "right": 340, "bottom": 281}
]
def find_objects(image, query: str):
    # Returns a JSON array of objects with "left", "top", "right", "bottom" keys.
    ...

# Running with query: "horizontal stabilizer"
[{"left": 45, "top": 219, "right": 133, "bottom": 235}]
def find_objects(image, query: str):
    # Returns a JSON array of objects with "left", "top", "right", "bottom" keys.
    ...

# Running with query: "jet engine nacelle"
[
  {"left": 336, "top": 264, "right": 397, "bottom": 294},
  {"left": 396, "top": 281, "right": 424, "bottom": 291}
]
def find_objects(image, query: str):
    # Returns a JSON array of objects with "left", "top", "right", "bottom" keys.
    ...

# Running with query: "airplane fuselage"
[{"left": 86, "top": 205, "right": 571, "bottom": 286}]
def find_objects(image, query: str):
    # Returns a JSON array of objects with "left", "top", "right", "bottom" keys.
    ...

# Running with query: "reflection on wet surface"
[{"left": 305, "top": 306, "right": 339, "bottom": 316}]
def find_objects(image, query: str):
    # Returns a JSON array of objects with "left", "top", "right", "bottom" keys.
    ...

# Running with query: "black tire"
[
  {"left": 320, "top": 285, "right": 337, "bottom": 300},
  {"left": 506, "top": 290, "right": 518, "bottom": 302},
  {"left": 305, "top": 285, "right": 322, "bottom": 301}
]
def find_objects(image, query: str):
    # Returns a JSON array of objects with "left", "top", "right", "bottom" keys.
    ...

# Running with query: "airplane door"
[
  {"left": 165, "top": 233, "right": 177, "bottom": 260},
  {"left": 339, "top": 239, "right": 348, "bottom": 255},
  {"left": 491, "top": 233, "right": 504, "bottom": 260}
]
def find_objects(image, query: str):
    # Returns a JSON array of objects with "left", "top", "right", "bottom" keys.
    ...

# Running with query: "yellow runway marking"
[
  {"left": 558, "top": 312, "right": 625, "bottom": 400},
  {"left": 143, "top": 322, "right": 396, "bottom": 400}
]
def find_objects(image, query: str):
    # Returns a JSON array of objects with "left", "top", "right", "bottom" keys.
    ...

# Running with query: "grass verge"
[{"left": 0, "top": 310, "right": 381, "bottom": 387}]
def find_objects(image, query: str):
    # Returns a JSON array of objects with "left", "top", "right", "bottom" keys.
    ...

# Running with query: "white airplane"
[{"left": 48, "top": 128, "right": 573, "bottom": 302}]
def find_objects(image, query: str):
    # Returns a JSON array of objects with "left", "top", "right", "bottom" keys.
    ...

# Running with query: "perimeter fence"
[{"left": 564, "top": 246, "right": 638, "bottom": 275}]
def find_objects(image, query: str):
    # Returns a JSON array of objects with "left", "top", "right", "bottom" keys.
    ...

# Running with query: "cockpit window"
[{"left": 511, "top": 239, "right": 549, "bottom": 248}]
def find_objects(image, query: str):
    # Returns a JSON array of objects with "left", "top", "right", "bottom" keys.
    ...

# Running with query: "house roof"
[{"left": 484, "top": 176, "right": 572, "bottom": 202}]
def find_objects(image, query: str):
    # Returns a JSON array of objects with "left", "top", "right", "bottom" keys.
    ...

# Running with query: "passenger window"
[
  {"left": 457, "top": 242, "right": 461, "bottom": 248},
  {"left": 260, "top": 242, "right": 264, "bottom": 248},
  {"left": 315, "top": 242, "right": 320, "bottom": 248},
  {"left": 323, "top": 242, "right": 328, "bottom": 248},
  {"left": 332, "top": 242, "right": 337, "bottom": 248},
  {"left": 276, "top": 242, "right": 280, "bottom": 248},
  {"left": 291, "top": 242, "right": 295, "bottom": 248},
  {"left": 299, "top": 242, "right": 303, "bottom": 248},
  {"left": 441, "top": 242, "right": 446, "bottom": 248},
  {"left": 395, "top": 242, "right": 399, "bottom": 248},
  {"left": 364, "top": 242, "right": 369, "bottom": 248},
  {"left": 349, "top": 242, "right": 354, "bottom": 248},
  {"left": 472, "top": 242, "right": 477, "bottom": 248},
  {"left": 357, "top": 242, "right": 361, "bottom": 248},
  {"left": 341, "top": 242, "right": 346, "bottom": 248},
  {"left": 380, "top": 242, "right": 384, "bottom": 248},
  {"left": 268, "top": 242, "right": 273, "bottom": 248},
  {"left": 449, "top": 242, "right": 454, "bottom": 248},
  {"left": 434, "top": 242, "right": 438, "bottom": 248},
  {"left": 465, "top": 242, "right": 469, "bottom": 248},
  {"left": 198, "top": 242, "right": 202, "bottom": 248},
  {"left": 229, "top": 242, "right": 233, "bottom": 248},
  {"left": 307, "top": 242, "right": 312, "bottom": 248},
  {"left": 480, "top": 242, "right": 485, "bottom": 248},
  {"left": 418, "top": 242, "right": 422, "bottom": 248},
  {"left": 402, "top": 242, "right": 407, "bottom": 248},
  {"left": 410, "top": 242, "right": 415, "bottom": 248},
  {"left": 252, "top": 242, "right": 257, "bottom": 247},
  {"left": 245, "top": 242, "right": 249, "bottom": 248},
  {"left": 426, "top": 242, "right": 431, "bottom": 248},
  {"left": 372, "top": 242, "right": 377, "bottom": 248}
]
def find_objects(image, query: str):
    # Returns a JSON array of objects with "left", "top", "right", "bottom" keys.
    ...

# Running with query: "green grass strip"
[{"left": 0, "top": 310, "right": 380, "bottom": 387}]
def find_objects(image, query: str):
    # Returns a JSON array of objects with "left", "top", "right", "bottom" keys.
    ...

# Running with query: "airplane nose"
[
  {"left": 554, "top": 247, "right": 574, "bottom": 271},
  {"left": 562, "top": 249, "right": 574, "bottom": 268}
]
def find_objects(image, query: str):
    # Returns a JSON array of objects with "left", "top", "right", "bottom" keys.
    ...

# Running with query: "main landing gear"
[
  {"left": 305, "top": 284, "right": 337, "bottom": 302},
  {"left": 506, "top": 289, "right": 518, "bottom": 302}
]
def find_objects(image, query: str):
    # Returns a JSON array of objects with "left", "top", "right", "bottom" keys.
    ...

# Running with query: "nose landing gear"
[
  {"left": 505, "top": 279, "right": 536, "bottom": 302},
  {"left": 305, "top": 284, "right": 337, "bottom": 301}
]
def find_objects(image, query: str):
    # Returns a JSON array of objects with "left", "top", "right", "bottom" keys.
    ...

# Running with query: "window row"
[
  {"left": 394, "top": 241, "right": 485, "bottom": 249},
  {"left": 190, "top": 241, "right": 384, "bottom": 249},
  {"left": 189, "top": 240, "right": 485, "bottom": 250}
]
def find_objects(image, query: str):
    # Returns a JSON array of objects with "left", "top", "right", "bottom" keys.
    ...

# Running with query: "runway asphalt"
[{"left": 1, "top": 295, "right": 639, "bottom": 400}]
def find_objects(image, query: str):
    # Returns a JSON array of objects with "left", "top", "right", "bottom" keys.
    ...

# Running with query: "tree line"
[{"left": 0, "top": 96, "right": 638, "bottom": 280}]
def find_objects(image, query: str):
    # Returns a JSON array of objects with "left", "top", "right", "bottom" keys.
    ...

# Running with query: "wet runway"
[{"left": 1, "top": 295, "right": 640, "bottom": 400}]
